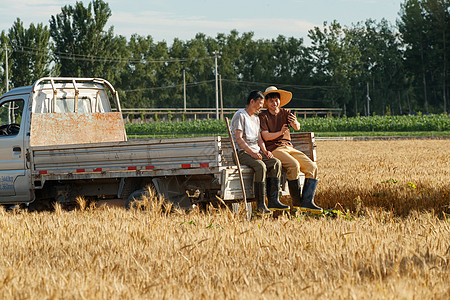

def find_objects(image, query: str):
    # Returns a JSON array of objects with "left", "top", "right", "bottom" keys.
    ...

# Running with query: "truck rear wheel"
[{"left": 125, "top": 189, "right": 149, "bottom": 210}]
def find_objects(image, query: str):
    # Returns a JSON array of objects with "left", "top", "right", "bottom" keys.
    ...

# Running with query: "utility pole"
[
  {"left": 183, "top": 70, "right": 186, "bottom": 112},
  {"left": 219, "top": 74, "right": 223, "bottom": 120},
  {"left": 366, "top": 82, "right": 371, "bottom": 116},
  {"left": 213, "top": 50, "right": 221, "bottom": 120},
  {"left": 5, "top": 44, "right": 9, "bottom": 92}
]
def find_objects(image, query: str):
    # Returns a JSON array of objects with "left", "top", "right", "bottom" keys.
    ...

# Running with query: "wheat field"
[
  {"left": 0, "top": 139, "right": 448, "bottom": 299},
  {"left": 315, "top": 139, "right": 450, "bottom": 216}
]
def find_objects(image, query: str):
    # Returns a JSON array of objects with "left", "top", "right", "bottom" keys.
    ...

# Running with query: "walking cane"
[{"left": 225, "top": 117, "right": 248, "bottom": 217}]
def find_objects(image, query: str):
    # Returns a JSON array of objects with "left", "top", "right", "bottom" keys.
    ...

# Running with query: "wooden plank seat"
[{"left": 220, "top": 132, "right": 316, "bottom": 200}]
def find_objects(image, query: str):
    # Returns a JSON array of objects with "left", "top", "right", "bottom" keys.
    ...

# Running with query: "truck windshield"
[
  {"left": 0, "top": 99, "right": 24, "bottom": 136},
  {"left": 55, "top": 97, "right": 92, "bottom": 113}
]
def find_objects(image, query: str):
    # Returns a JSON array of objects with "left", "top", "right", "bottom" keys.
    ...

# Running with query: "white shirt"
[{"left": 230, "top": 109, "right": 260, "bottom": 152}]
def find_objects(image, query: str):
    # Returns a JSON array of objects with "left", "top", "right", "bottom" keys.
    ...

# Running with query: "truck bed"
[
  {"left": 31, "top": 136, "right": 223, "bottom": 178},
  {"left": 31, "top": 132, "right": 316, "bottom": 201}
]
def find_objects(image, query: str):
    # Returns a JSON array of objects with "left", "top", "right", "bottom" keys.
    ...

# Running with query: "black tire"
[
  {"left": 28, "top": 199, "right": 54, "bottom": 212},
  {"left": 125, "top": 189, "right": 149, "bottom": 210}
]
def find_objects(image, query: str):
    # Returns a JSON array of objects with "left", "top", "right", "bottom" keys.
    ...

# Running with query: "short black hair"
[
  {"left": 247, "top": 90, "right": 264, "bottom": 105},
  {"left": 265, "top": 92, "right": 280, "bottom": 100}
]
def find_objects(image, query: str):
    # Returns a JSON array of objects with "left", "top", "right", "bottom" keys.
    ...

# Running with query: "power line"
[
  {"left": 121, "top": 80, "right": 337, "bottom": 100},
  {"left": 221, "top": 79, "right": 338, "bottom": 90},
  {"left": 11, "top": 45, "right": 215, "bottom": 64},
  {"left": 7, "top": 45, "right": 339, "bottom": 93},
  {"left": 122, "top": 80, "right": 215, "bottom": 93}
]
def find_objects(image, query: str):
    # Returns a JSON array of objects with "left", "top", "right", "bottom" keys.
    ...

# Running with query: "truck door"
[{"left": 0, "top": 97, "right": 30, "bottom": 203}]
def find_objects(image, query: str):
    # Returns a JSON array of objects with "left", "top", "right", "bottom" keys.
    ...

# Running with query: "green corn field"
[{"left": 125, "top": 114, "right": 450, "bottom": 137}]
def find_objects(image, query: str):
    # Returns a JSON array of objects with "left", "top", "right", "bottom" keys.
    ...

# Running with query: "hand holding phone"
[
  {"left": 288, "top": 112, "right": 296, "bottom": 123},
  {"left": 281, "top": 123, "right": 289, "bottom": 134}
]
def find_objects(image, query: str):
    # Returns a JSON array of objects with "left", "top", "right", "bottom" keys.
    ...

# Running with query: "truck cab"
[
  {"left": 0, "top": 77, "right": 125, "bottom": 204},
  {"left": 0, "top": 87, "right": 30, "bottom": 203}
]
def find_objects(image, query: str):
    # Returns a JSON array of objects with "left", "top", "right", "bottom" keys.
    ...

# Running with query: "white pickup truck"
[{"left": 0, "top": 77, "right": 316, "bottom": 210}]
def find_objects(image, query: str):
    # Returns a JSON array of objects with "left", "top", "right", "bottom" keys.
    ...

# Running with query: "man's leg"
[
  {"left": 238, "top": 150, "right": 267, "bottom": 182},
  {"left": 261, "top": 156, "right": 281, "bottom": 179},
  {"left": 287, "top": 147, "right": 322, "bottom": 214},
  {"left": 272, "top": 146, "right": 303, "bottom": 208},
  {"left": 272, "top": 146, "right": 301, "bottom": 181},
  {"left": 288, "top": 148, "right": 318, "bottom": 179},
  {"left": 237, "top": 151, "right": 271, "bottom": 215}
]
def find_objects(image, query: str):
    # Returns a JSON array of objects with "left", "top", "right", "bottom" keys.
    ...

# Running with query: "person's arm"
[
  {"left": 258, "top": 132, "right": 274, "bottom": 158},
  {"left": 260, "top": 125, "right": 289, "bottom": 141},
  {"left": 235, "top": 129, "right": 262, "bottom": 160},
  {"left": 259, "top": 111, "right": 290, "bottom": 141}
]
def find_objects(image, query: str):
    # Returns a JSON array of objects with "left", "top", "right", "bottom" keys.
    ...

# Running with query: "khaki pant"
[
  {"left": 237, "top": 150, "right": 281, "bottom": 182},
  {"left": 272, "top": 145, "right": 317, "bottom": 180}
]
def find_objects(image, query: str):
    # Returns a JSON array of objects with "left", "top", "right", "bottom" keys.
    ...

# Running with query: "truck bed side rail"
[{"left": 31, "top": 136, "right": 223, "bottom": 177}]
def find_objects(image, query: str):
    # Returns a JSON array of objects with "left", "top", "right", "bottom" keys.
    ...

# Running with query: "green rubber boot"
[
  {"left": 266, "top": 177, "right": 289, "bottom": 211},
  {"left": 254, "top": 181, "right": 271, "bottom": 215}
]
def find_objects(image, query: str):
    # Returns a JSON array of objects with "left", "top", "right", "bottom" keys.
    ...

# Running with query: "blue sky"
[{"left": 0, "top": 0, "right": 404, "bottom": 44}]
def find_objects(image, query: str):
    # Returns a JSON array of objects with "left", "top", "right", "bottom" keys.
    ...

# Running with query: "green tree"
[
  {"left": 212, "top": 30, "right": 257, "bottom": 107},
  {"left": 7, "top": 18, "right": 52, "bottom": 88},
  {"left": 119, "top": 34, "right": 161, "bottom": 108},
  {"left": 162, "top": 38, "right": 187, "bottom": 108},
  {"left": 183, "top": 33, "right": 215, "bottom": 108},
  {"left": 49, "top": 0, "right": 128, "bottom": 84},
  {"left": 422, "top": 0, "right": 449, "bottom": 113},
  {"left": 398, "top": 0, "right": 433, "bottom": 113},
  {"left": 0, "top": 32, "right": 10, "bottom": 95},
  {"left": 347, "top": 19, "right": 404, "bottom": 115},
  {"left": 308, "top": 21, "right": 362, "bottom": 115}
]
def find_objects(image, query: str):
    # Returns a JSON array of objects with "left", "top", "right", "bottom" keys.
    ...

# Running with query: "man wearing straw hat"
[
  {"left": 259, "top": 86, "right": 323, "bottom": 214},
  {"left": 230, "top": 90, "right": 290, "bottom": 215}
]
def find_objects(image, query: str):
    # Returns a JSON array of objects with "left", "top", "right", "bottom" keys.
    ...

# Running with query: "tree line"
[{"left": 0, "top": 0, "right": 448, "bottom": 116}]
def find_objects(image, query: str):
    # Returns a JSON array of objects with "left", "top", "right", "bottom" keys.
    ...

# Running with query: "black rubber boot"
[
  {"left": 266, "top": 177, "right": 290, "bottom": 211},
  {"left": 300, "top": 178, "right": 323, "bottom": 214},
  {"left": 254, "top": 181, "right": 271, "bottom": 215},
  {"left": 288, "top": 178, "right": 302, "bottom": 209}
]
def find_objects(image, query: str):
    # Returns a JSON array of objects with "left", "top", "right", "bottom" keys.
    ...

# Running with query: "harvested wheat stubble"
[
  {"left": 0, "top": 139, "right": 448, "bottom": 299},
  {"left": 0, "top": 206, "right": 448, "bottom": 299},
  {"left": 315, "top": 139, "right": 450, "bottom": 216}
]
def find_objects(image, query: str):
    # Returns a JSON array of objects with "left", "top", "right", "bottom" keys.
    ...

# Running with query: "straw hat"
[{"left": 263, "top": 86, "right": 292, "bottom": 108}]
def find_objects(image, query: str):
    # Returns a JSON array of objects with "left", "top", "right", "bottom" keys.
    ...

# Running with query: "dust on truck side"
[{"left": 0, "top": 77, "right": 316, "bottom": 209}]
